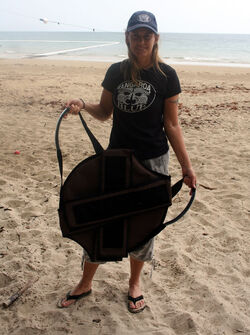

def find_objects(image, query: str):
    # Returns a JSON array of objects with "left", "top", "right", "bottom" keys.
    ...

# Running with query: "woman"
[{"left": 58, "top": 10, "right": 196, "bottom": 313}]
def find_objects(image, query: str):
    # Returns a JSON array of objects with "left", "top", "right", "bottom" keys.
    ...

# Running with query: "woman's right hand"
[{"left": 65, "top": 98, "right": 85, "bottom": 115}]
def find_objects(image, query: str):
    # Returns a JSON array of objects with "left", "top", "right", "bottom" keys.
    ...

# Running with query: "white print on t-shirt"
[{"left": 114, "top": 80, "right": 156, "bottom": 113}]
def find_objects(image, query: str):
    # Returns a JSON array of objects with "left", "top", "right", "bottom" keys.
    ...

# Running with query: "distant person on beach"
[{"left": 58, "top": 10, "right": 196, "bottom": 313}]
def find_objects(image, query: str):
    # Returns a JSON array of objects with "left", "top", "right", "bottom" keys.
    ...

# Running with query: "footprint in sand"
[
  {"left": 0, "top": 179, "right": 6, "bottom": 186},
  {"left": 0, "top": 273, "right": 12, "bottom": 288},
  {"left": 4, "top": 171, "right": 23, "bottom": 179},
  {"left": 170, "top": 312, "right": 198, "bottom": 334},
  {"left": 4, "top": 260, "right": 22, "bottom": 271},
  {"left": 10, "top": 327, "right": 46, "bottom": 335},
  {"left": 39, "top": 310, "right": 69, "bottom": 327},
  {"left": 5, "top": 199, "right": 27, "bottom": 209},
  {"left": 191, "top": 199, "right": 212, "bottom": 215},
  {"left": 20, "top": 207, "right": 44, "bottom": 220}
]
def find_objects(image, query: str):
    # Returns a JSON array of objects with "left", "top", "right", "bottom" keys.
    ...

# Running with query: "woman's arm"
[
  {"left": 163, "top": 94, "right": 196, "bottom": 189},
  {"left": 65, "top": 88, "right": 113, "bottom": 121}
]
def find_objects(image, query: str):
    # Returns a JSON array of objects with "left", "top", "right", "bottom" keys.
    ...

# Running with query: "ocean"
[{"left": 0, "top": 31, "right": 250, "bottom": 67}]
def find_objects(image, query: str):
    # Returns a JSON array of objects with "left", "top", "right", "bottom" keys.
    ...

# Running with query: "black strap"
[
  {"left": 164, "top": 186, "right": 196, "bottom": 226},
  {"left": 78, "top": 112, "right": 104, "bottom": 155},
  {"left": 55, "top": 108, "right": 195, "bottom": 224},
  {"left": 55, "top": 108, "right": 70, "bottom": 184},
  {"left": 171, "top": 178, "right": 183, "bottom": 198},
  {"left": 55, "top": 108, "right": 104, "bottom": 184}
]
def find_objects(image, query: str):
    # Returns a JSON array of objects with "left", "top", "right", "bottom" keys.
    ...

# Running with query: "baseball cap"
[{"left": 127, "top": 11, "right": 158, "bottom": 34}]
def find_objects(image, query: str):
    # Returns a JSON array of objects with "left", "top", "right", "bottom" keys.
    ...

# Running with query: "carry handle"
[
  {"left": 164, "top": 186, "right": 196, "bottom": 226},
  {"left": 55, "top": 108, "right": 70, "bottom": 184},
  {"left": 78, "top": 112, "right": 104, "bottom": 154},
  {"left": 55, "top": 108, "right": 104, "bottom": 185}
]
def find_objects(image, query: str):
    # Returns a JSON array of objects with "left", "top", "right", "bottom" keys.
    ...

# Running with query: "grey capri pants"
[{"left": 81, "top": 151, "right": 169, "bottom": 266}]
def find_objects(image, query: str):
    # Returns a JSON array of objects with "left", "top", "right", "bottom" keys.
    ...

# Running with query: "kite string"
[
  {"left": 39, "top": 18, "right": 95, "bottom": 31},
  {"left": 1, "top": 8, "right": 97, "bottom": 31}
]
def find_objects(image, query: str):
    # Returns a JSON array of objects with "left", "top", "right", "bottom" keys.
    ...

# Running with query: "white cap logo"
[{"left": 138, "top": 14, "right": 151, "bottom": 23}]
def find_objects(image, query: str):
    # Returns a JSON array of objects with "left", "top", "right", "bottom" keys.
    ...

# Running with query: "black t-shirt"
[{"left": 102, "top": 62, "right": 181, "bottom": 160}]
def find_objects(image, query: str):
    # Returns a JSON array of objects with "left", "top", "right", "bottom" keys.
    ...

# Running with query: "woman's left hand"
[{"left": 182, "top": 166, "right": 196, "bottom": 191}]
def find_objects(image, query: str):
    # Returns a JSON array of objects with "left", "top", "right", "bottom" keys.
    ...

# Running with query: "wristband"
[{"left": 79, "top": 98, "right": 85, "bottom": 109}]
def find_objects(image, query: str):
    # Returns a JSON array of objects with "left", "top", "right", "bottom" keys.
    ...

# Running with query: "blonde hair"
[{"left": 121, "top": 32, "right": 166, "bottom": 84}]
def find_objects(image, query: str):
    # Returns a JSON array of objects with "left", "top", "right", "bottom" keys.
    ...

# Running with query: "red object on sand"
[{"left": 14, "top": 150, "right": 20, "bottom": 155}]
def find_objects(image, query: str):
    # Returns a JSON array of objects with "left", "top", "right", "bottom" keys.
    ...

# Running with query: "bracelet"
[{"left": 79, "top": 98, "right": 85, "bottom": 109}]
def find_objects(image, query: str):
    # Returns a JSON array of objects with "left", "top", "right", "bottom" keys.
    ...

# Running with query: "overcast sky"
[{"left": 1, "top": 0, "right": 250, "bottom": 34}]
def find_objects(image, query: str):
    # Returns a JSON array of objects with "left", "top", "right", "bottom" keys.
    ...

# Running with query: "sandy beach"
[{"left": 0, "top": 58, "right": 249, "bottom": 335}]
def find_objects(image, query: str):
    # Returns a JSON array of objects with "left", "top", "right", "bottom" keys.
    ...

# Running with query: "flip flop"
[
  {"left": 57, "top": 289, "right": 92, "bottom": 308},
  {"left": 127, "top": 294, "right": 146, "bottom": 313}
]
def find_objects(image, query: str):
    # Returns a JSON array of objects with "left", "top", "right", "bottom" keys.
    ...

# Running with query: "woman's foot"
[
  {"left": 57, "top": 289, "right": 92, "bottom": 308},
  {"left": 57, "top": 280, "right": 92, "bottom": 308},
  {"left": 57, "top": 261, "right": 99, "bottom": 308},
  {"left": 128, "top": 284, "right": 146, "bottom": 313}
]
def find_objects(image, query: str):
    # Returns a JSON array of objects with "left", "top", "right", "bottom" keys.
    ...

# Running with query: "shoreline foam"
[{"left": 1, "top": 54, "right": 250, "bottom": 68}]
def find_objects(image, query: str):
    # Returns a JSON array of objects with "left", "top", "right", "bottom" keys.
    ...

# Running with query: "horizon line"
[{"left": 0, "top": 30, "right": 250, "bottom": 35}]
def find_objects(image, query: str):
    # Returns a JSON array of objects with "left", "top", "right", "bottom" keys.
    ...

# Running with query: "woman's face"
[{"left": 126, "top": 28, "right": 159, "bottom": 62}]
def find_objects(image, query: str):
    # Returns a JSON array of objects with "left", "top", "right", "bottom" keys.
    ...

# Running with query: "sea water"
[{"left": 0, "top": 31, "right": 250, "bottom": 67}]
